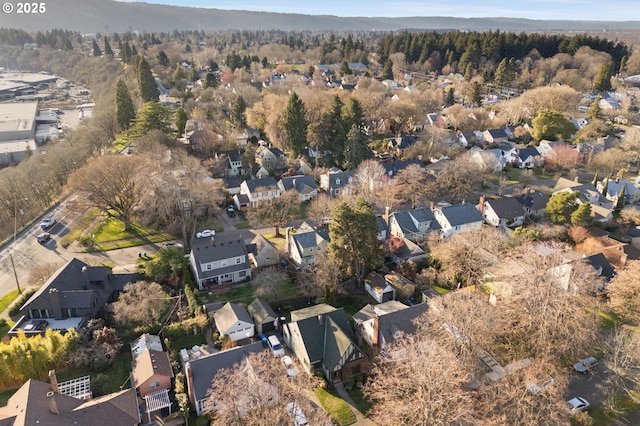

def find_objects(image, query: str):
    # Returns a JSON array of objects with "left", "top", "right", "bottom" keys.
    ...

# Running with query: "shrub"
[{"left": 8, "top": 289, "right": 37, "bottom": 317}]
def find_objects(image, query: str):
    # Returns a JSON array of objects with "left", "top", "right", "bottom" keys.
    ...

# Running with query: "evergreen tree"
[
  {"left": 115, "top": 79, "right": 136, "bottom": 131},
  {"left": 494, "top": 57, "right": 516, "bottom": 88},
  {"left": 446, "top": 86, "right": 455, "bottom": 106},
  {"left": 546, "top": 191, "right": 579, "bottom": 224},
  {"left": 342, "top": 98, "right": 364, "bottom": 132},
  {"left": 571, "top": 202, "right": 592, "bottom": 226},
  {"left": 261, "top": 56, "right": 268, "bottom": 68},
  {"left": 340, "top": 60, "right": 352, "bottom": 75},
  {"left": 601, "top": 178, "right": 609, "bottom": 197},
  {"left": 620, "top": 56, "right": 628, "bottom": 74},
  {"left": 382, "top": 59, "right": 394, "bottom": 80},
  {"left": 343, "top": 124, "right": 372, "bottom": 170},
  {"left": 157, "top": 49, "right": 169, "bottom": 67},
  {"left": 104, "top": 37, "right": 113, "bottom": 55},
  {"left": 205, "top": 72, "right": 218, "bottom": 88},
  {"left": 123, "top": 41, "right": 132, "bottom": 64},
  {"left": 282, "top": 92, "right": 308, "bottom": 157},
  {"left": 174, "top": 107, "right": 188, "bottom": 137},
  {"left": 317, "top": 95, "right": 347, "bottom": 166},
  {"left": 591, "top": 171, "right": 599, "bottom": 187},
  {"left": 131, "top": 45, "right": 138, "bottom": 58},
  {"left": 617, "top": 185, "right": 626, "bottom": 209},
  {"left": 587, "top": 95, "right": 602, "bottom": 120},
  {"left": 91, "top": 39, "right": 102, "bottom": 57},
  {"left": 129, "top": 102, "right": 171, "bottom": 136},
  {"left": 328, "top": 198, "right": 383, "bottom": 284},
  {"left": 190, "top": 66, "right": 199, "bottom": 82},
  {"left": 467, "top": 81, "right": 483, "bottom": 107},
  {"left": 173, "top": 64, "right": 187, "bottom": 81},
  {"left": 230, "top": 95, "right": 247, "bottom": 129},
  {"left": 137, "top": 56, "right": 160, "bottom": 102},
  {"left": 532, "top": 109, "right": 575, "bottom": 142},
  {"left": 63, "top": 38, "right": 73, "bottom": 51},
  {"left": 594, "top": 62, "right": 613, "bottom": 93}
]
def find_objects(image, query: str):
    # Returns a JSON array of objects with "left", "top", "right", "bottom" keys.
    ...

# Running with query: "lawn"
[
  {"left": 334, "top": 294, "right": 367, "bottom": 318},
  {"left": 574, "top": 394, "right": 640, "bottom": 426},
  {"left": 56, "top": 351, "right": 133, "bottom": 395},
  {"left": 59, "top": 207, "right": 102, "bottom": 248},
  {"left": 171, "top": 333, "right": 208, "bottom": 351},
  {"left": 0, "top": 290, "right": 20, "bottom": 314},
  {"left": 235, "top": 221, "right": 252, "bottom": 229},
  {"left": 590, "top": 309, "right": 625, "bottom": 330},
  {"left": 432, "top": 285, "right": 450, "bottom": 294},
  {"left": 314, "top": 388, "right": 357, "bottom": 426},
  {"left": 206, "top": 284, "right": 258, "bottom": 304},
  {"left": 347, "top": 387, "right": 372, "bottom": 417},
  {"left": 89, "top": 217, "right": 173, "bottom": 251}
]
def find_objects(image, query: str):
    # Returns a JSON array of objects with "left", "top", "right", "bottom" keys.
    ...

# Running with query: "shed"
[{"left": 247, "top": 298, "right": 278, "bottom": 334}]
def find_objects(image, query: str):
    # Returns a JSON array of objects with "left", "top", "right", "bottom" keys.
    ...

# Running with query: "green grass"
[
  {"left": 0, "top": 290, "right": 20, "bottom": 314},
  {"left": 347, "top": 387, "right": 372, "bottom": 416},
  {"left": 0, "top": 388, "right": 16, "bottom": 407},
  {"left": 171, "top": 333, "right": 208, "bottom": 351},
  {"left": 576, "top": 394, "right": 640, "bottom": 426},
  {"left": 432, "top": 285, "right": 450, "bottom": 294},
  {"left": 56, "top": 352, "right": 133, "bottom": 395},
  {"left": 89, "top": 217, "right": 173, "bottom": 251},
  {"left": 315, "top": 388, "right": 357, "bottom": 426},
  {"left": 594, "top": 310, "right": 625, "bottom": 330},
  {"left": 334, "top": 295, "right": 366, "bottom": 318},
  {"left": 59, "top": 207, "right": 102, "bottom": 248},
  {"left": 235, "top": 221, "right": 252, "bottom": 229},
  {"left": 206, "top": 284, "right": 257, "bottom": 304}
]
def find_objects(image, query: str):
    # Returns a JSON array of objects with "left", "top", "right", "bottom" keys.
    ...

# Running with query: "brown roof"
[
  {"left": 0, "top": 379, "right": 139, "bottom": 426},
  {"left": 132, "top": 349, "right": 174, "bottom": 388}
]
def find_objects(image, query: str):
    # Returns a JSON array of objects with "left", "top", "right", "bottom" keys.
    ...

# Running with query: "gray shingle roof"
[
  {"left": 187, "top": 342, "right": 264, "bottom": 403},
  {"left": 515, "top": 191, "right": 550, "bottom": 211},
  {"left": 293, "top": 230, "right": 328, "bottom": 249},
  {"left": 329, "top": 171, "right": 354, "bottom": 190},
  {"left": 190, "top": 239, "right": 250, "bottom": 281},
  {"left": 377, "top": 303, "right": 429, "bottom": 345},
  {"left": 247, "top": 298, "right": 277, "bottom": 325},
  {"left": 437, "top": 203, "right": 483, "bottom": 227},
  {"left": 519, "top": 146, "right": 540, "bottom": 161},
  {"left": 279, "top": 175, "right": 317, "bottom": 193},
  {"left": 484, "top": 197, "right": 526, "bottom": 219},
  {"left": 214, "top": 302, "right": 254, "bottom": 333},
  {"left": 244, "top": 176, "right": 278, "bottom": 193}
]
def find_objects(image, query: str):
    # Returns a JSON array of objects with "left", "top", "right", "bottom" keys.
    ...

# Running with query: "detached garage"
[
  {"left": 213, "top": 302, "right": 255, "bottom": 342},
  {"left": 247, "top": 298, "right": 278, "bottom": 334}
]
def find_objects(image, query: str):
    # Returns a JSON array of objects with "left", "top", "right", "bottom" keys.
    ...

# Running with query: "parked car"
[
  {"left": 40, "top": 216, "right": 56, "bottom": 229},
  {"left": 281, "top": 355, "right": 297, "bottom": 378},
  {"left": 162, "top": 242, "right": 184, "bottom": 249},
  {"left": 573, "top": 356, "right": 598, "bottom": 374},
  {"left": 285, "top": 402, "right": 308, "bottom": 426},
  {"left": 37, "top": 233, "right": 51, "bottom": 244},
  {"left": 196, "top": 230, "right": 215, "bottom": 238},
  {"left": 565, "top": 397, "right": 590, "bottom": 414},
  {"left": 227, "top": 206, "right": 236, "bottom": 217},
  {"left": 267, "top": 335, "right": 285, "bottom": 357}
]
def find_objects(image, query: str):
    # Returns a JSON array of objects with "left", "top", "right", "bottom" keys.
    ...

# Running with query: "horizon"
[{"left": 116, "top": 0, "right": 639, "bottom": 21}]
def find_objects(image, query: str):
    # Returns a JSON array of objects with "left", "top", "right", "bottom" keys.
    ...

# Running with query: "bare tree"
[
  {"left": 394, "top": 164, "right": 433, "bottom": 209},
  {"left": 68, "top": 155, "right": 151, "bottom": 230},
  {"left": 112, "top": 281, "right": 170, "bottom": 328},
  {"left": 363, "top": 335, "right": 476, "bottom": 426},
  {"left": 603, "top": 327, "right": 640, "bottom": 412},
  {"left": 306, "top": 194, "right": 340, "bottom": 226},
  {"left": 206, "top": 351, "right": 331, "bottom": 426},
  {"left": 607, "top": 260, "right": 640, "bottom": 325},
  {"left": 247, "top": 190, "right": 300, "bottom": 237},
  {"left": 28, "top": 263, "right": 60, "bottom": 287},
  {"left": 352, "top": 159, "right": 388, "bottom": 206},
  {"left": 253, "top": 267, "right": 290, "bottom": 301}
]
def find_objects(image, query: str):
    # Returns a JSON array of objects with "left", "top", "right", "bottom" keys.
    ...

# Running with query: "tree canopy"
[
  {"left": 281, "top": 92, "right": 308, "bottom": 157},
  {"left": 546, "top": 191, "right": 579, "bottom": 224},
  {"left": 532, "top": 109, "right": 575, "bottom": 142}
]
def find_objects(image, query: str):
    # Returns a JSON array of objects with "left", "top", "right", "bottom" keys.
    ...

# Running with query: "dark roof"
[
  {"left": 20, "top": 258, "right": 137, "bottom": 316},
  {"left": 587, "top": 253, "right": 616, "bottom": 280},
  {"left": 187, "top": 342, "right": 264, "bottom": 402},
  {"left": 519, "top": 146, "right": 540, "bottom": 161},
  {"left": 328, "top": 171, "right": 354, "bottom": 190},
  {"left": 219, "top": 149, "right": 243, "bottom": 163},
  {"left": 279, "top": 175, "right": 317, "bottom": 193},
  {"left": 243, "top": 176, "right": 278, "bottom": 193},
  {"left": 626, "top": 226, "right": 640, "bottom": 238},
  {"left": 380, "top": 159, "right": 423, "bottom": 177},
  {"left": 247, "top": 298, "right": 277, "bottom": 325},
  {"left": 390, "top": 207, "right": 435, "bottom": 235},
  {"left": 389, "top": 135, "right": 418, "bottom": 150},
  {"left": 486, "top": 128, "right": 508, "bottom": 139},
  {"left": 376, "top": 215, "right": 389, "bottom": 235},
  {"left": 515, "top": 191, "right": 550, "bottom": 211},
  {"left": 364, "top": 272, "right": 389, "bottom": 291},
  {"left": 190, "top": 239, "right": 250, "bottom": 280},
  {"left": 436, "top": 203, "right": 483, "bottom": 227},
  {"left": 484, "top": 197, "right": 526, "bottom": 219},
  {"left": 293, "top": 229, "right": 329, "bottom": 250},
  {"left": 235, "top": 193, "right": 250, "bottom": 205},
  {"left": 222, "top": 176, "right": 242, "bottom": 189},
  {"left": 377, "top": 303, "right": 428, "bottom": 345},
  {"left": 214, "top": 302, "right": 254, "bottom": 333},
  {"left": 0, "top": 379, "right": 139, "bottom": 426}
]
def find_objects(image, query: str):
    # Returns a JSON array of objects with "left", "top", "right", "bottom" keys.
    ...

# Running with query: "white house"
[
  {"left": 433, "top": 203, "right": 484, "bottom": 237},
  {"left": 518, "top": 147, "right": 541, "bottom": 169},
  {"left": 189, "top": 238, "right": 252, "bottom": 289},
  {"left": 364, "top": 272, "right": 396, "bottom": 304},
  {"left": 240, "top": 177, "right": 281, "bottom": 208},
  {"left": 278, "top": 175, "right": 318, "bottom": 202},
  {"left": 287, "top": 222, "right": 330, "bottom": 267},
  {"left": 479, "top": 197, "right": 526, "bottom": 228},
  {"left": 213, "top": 302, "right": 255, "bottom": 342}
]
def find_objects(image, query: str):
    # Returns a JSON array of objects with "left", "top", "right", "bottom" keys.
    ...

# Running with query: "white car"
[
  {"left": 285, "top": 402, "right": 308, "bottom": 426},
  {"left": 267, "top": 335, "right": 285, "bottom": 357},
  {"left": 196, "top": 230, "right": 215, "bottom": 238},
  {"left": 573, "top": 356, "right": 598, "bottom": 374},
  {"left": 565, "top": 397, "right": 589, "bottom": 414},
  {"left": 162, "top": 242, "right": 184, "bottom": 249},
  {"left": 40, "top": 216, "right": 56, "bottom": 229},
  {"left": 281, "top": 355, "right": 297, "bottom": 378}
]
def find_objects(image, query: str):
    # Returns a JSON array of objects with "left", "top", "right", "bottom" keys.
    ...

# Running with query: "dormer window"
[{"left": 336, "top": 178, "right": 341, "bottom": 185}]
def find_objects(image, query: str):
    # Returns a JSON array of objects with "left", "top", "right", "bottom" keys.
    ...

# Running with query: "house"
[
  {"left": 183, "top": 342, "right": 264, "bottom": 415},
  {"left": 353, "top": 301, "right": 428, "bottom": 349},
  {"left": 376, "top": 215, "right": 389, "bottom": 240},
  {"left": 537, "top": 140, "right": 569, "bottom": 159},
  {"left": 240, "top": 177, "right": 281, "bottom": 208},
  {"left": 379, "top": 158, "right": 424, "bottom": 178},
  {"left": 433, "top": 203, "right": 484, "bottom": 237},
  {"left": 553, "top": 177, "right": 614, "bottom": 223},
  {"left": 213, "top": 302, "right": 255, "bottom": 342},
  {"left": 287, "top": 222, "right": 330, "bottom": 267},
  {"left": 256, "top": 145, "right": 287, "bottom": 170},
  {"left": 282, "top": 304, "right": 366, "bottom": 382},
  {"left": 426, "top": 113, "right": 445, "bottom": 128},
  {"left": 364, "top": 272, "right": 396, "bottom": 303},
  {"left": 625, "top": 226, "right": 640, "bottom": 249},
  {"left": 598, "top": 177, "right": 640, "bottom": 205},
  {"left": 0, "top": 379, "right": 140, "bottom": 425},
  {"left": 130, "top": 334, "right": 174, "bottom": 399},
  {"left": 468, "top": 148, "right": 506, "bottom": 172},
  {"left": 247, "top": 234, "right": 280, "bottom": 268},
  {"left": 222, "top": 176, "right": 242, "bottom": 195},
  {"left": 387, "top": 135, "right": 418, "bottom": 156},
  {"left": 11, "top": 258, "right": 137, "bottom": 337},
  {"left": 319, "top": 171, "right": 354, "bottom": 197},
  {"left": 250, "top": 164, "right": 269, "bottom": 179},
  {"left": 479, "top": 196, "right": 526, "bottom": 228},
  {"left": 586, "top": 253, "right": 616, "bottom": 281},
  {"left": 518, "top": 146, "right": 542, "bottom": 169},
  {"left": 388, "top": 207, "right": 437, "bottom": 241},
  {"left": 457, "top": 131, "right": 480, "bottom": 147},
  {"left": 233, "top": 193, "right": 250, "bottom": 210},
  {"left": 514, "top": 190, "right": 550, "bottom": 218},
  {"left": 247, "top": 298, "right": 278, "bottom": 334},
  {"left": 483, "top": 128, "right": 509, "bottom": 145},
  {"left": 189, "top": 238, "right": 252, "bottom": 289},
  {"left": 278, "top": 175, "right": 318, "bottom": 202},
  {"left": 216, "top": 149, "right": 245, "bottom": 177},
  {"left": 383, "top": 272, "right": 416, "bottom": 301},
  {"left": 385, "top": 236, "right": 427, "bottom": 265}
]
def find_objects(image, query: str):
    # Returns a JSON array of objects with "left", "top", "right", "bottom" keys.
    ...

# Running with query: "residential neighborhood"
[{"left": 1, "top": 9, "right": 640, "bottom": 426}]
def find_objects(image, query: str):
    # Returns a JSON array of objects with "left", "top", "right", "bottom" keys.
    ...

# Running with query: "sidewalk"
[{"left": 333, "top": 382, "right": 376, "bottom": 426}]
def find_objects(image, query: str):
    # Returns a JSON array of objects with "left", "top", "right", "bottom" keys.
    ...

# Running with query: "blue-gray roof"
[
  {"left": 515, "top": 191, "right": 549, "bottom": 211},
  {"left": 244, "top": 176, "right": 278, "bottom": 193},
  {"left": 484, "top": 197, "right": 525, "bottom": 218},
  {"left": 329, "top": 171, "right": 354, "bottom": 190},
  {"left": 437, "top": 203, "right": 483, "bottom": 227},
  {"left": 519, "top": 147, "right": 540, "bottom": 161},
  {"left": 390, "top": 207, "right": 435, "bottom": 235},
  {"left": 279, "top": 175, "right": 317, "bottom": 193},
  {"left": 293, "top": 230, "right": 329, "bottom": 249}
]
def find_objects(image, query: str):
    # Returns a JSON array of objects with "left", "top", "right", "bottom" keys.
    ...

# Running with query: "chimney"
[
  {"left": 478, "top": 196, "right": 485, "bottom": 215},
  {"left": 47, "top": 391, "right": 58, "bottom": 415},
  {"left": 615, "top": 176, "right": 620, "bottom": 183},
  {"left": 49, "top": 370, "right": 59, "bottom": 393},
  {"left": 317, "top": 314, "right": 323, "bottom": 324},
  {"left": 430, "top": 201, "right": 435, "bottom": 210},
  {"left": 574, "top": 175, "right": 579, "bottom": 183},
  {"left": 384, "top": 206, "right": 391, "bottom": 226},
  {"left": 372, "top": 317, "right": 379, "bottom": 346}
]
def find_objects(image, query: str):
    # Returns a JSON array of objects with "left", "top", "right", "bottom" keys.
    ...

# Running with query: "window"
[
  {"left": 150, "top": 381, "right": 161, "bottom": 389},
  {"left": 221, "top": 260, "right": 228, "bottom": 267},
  {"left": 335, "top": 178, "right": 341, "bottom": 185},
  {"left": 206, "top": 264, "right": 212, "bottom": 271},
  {"left": 236, "top": 258, "right": 242, "bottom": 264},
  {"left": 239, "top": 270, "right": 247, "bottom": 277}
]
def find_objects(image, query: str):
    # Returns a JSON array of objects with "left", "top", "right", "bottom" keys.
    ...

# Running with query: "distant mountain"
[{"left": 0, "top": 0, "right": 638, "bottom": 33}]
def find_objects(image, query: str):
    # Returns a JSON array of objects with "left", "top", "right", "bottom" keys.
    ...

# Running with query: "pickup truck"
[{"left": 40, "top": 216, "right": 56, "bottom": 229}]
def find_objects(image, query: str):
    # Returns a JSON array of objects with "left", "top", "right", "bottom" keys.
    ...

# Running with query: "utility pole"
[{"left": 9, "top": 194, "right": 24, "bottom": 294}]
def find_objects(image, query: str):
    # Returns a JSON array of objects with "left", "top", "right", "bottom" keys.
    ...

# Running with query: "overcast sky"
[{"left": 119, "top": 0, "right": 638, "bottom": 21}]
